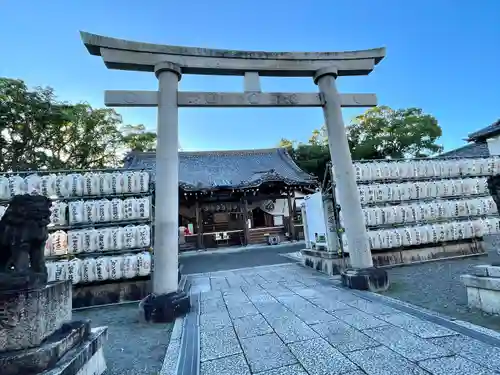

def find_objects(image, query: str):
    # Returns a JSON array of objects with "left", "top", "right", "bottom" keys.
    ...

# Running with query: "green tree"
[
  {"left": 121, "top": 124, "right": 157, "bottom": 152},
  {"left": 0, "top": 77, "right": 158, "bottom": 171},
  {"left": 348, "top": 106, "right": 443, "bottom": 160},
  {"left": 279, "top": 105, "right": 442, "bottom": 177}
]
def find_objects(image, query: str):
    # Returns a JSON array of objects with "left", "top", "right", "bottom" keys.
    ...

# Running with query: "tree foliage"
[
  {"left": 0, "top": 77, "right": 157, "bottom": 171},
  {"left": 280, "top": 105, "right": 443, "bottom": 178}
]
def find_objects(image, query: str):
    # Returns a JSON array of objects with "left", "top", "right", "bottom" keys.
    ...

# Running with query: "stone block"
[
  {"left": 233, "top": 314, "right": 273, "bottom": 339},
  {"left": 465, "top": 285, "right": 500, "bottom": 314},
  {"left": 301, "top": 249, "right": 345, "bottom": 275},
  {"left": 346, "top": 346, "right": 431, "bottom": 375},
  {"left": 419, "top": 355, "right": 493, "bottom": 375},
  {"left": 0, "top": 320, "right": 90, "bottom": 375},
  {"left": 0, "top": 281, "right": 72, "bottom": 353},
  {"left": 240, "top": 333, "right": 296, "bottom": 373},
  {"left": 472, "top": 265, "right": 500, "bottom": 278},
  {"left": 288, "top": 338, "right": 358, "bottom": 374},
  {"left": 461, "top": 274, "right": 500, "bottom": 291},
  {"left": 200, "top": 326, "right": 241, "bottom": 362},
  {"left": 362, "top": 325, "right": 452, "bottom": 361},
  {"left": 42, "top": 326, "right": 107, "bottom": 375},
  {"left": 483, "top": 233, "right": 500, "bottom": 266},
  {"left": 341, "top": 267, "right": 389, "bottom": 292},
  {"left": 200, "top": 354, "right": 250, "bottom": 375}
]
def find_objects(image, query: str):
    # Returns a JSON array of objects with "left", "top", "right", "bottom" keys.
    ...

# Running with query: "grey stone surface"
[
  {"left": 311, "top": 319, "right": 381, "bottom": 353},
  {"left": 333, "top": 308, "right": 387, "bottom": 330},
  {"left": 254, "top": 364, "right": 308, "bottom": 375},
  {"left": 233, "top": 314, "right": 273, "bottom": 339},
  {"left": 200, "top": 326, "right": 241, "bottom": 362},
  {"left": 198, "top": 289, "right": 222, "bottom": 301},
  {"left": 200, "top": 354, "right": 250, "bottom": 375},
  {"left": 418, "top": 355, "right": 493, "bottom": 375},
  {"left": 226, "top": 301, "right": 259, "bottom": 319},
  {"left": 345, "top": 298, "right": 400, "bottom": 316},
  {"left": 267, "top": 315, "right": 319, "bottom": 344},
  {"left": 210, "top": 277, "right": 230, "bottom": 290},
  {"left": 200, "top": 297, "right": 226, "bottom": 314},
  {"left": 0, "top": 281, "right": 72, "bottom": 352},
  {"left": 363, "top": 325, "right": 451, "bottom": 361},
  {"left": 275, "top": 295, "right": 336, "bottom": 324},
  {"left": 346, "top": 346, "right": 429, "bottom": 375},
  {"left": 288, "top": 338, "right": 358, "bottom": 374},
  {"left": 378, "top": 312, "right": 457, "bottom": 339},
  {"left": 240, "top": 333, "right": 297, "bottom": 373},
  {"left": 200, "top": 311, "right": 232, "bottom": 331},
  {"left": 307, "top": 296, "right": 352, "bottom": 312},
  {"left": 430, "top": 334, "right": 500, "bottom": 372},
  {"left": 190, "top": 262, "right": 500, "bottom": 375}
]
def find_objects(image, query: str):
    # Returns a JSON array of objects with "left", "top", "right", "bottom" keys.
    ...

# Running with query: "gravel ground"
[
  {"left": 180, "top": 243, "right": 302, "bottom": 274},
  {"left": 381, "top": 255, "right": 500, "bottom": 331},
  {"left": 73, "top": 304, "right": 172, "bottom": 375}
]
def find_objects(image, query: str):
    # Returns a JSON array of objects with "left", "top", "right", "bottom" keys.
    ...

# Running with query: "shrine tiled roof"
[
  {"left": 436, "top": 141, "right": 489, "bottom": 158},
  {"left": 123, "top": 148, "right": 317, "bottom": 191},
  {"left": 467, "top": 119, "right": 500, "bottom": 141}
]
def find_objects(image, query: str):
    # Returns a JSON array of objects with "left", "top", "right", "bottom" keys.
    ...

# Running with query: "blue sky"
[{"left": 1, "top": 0, "right": 499, "bottom": 152}]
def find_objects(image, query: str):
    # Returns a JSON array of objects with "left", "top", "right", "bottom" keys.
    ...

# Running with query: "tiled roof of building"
[
  {"left": 124, "top": 148, "right": 317, "bottom": 191},
  {"left": 436, "top": 142, "right": 490, "bottom": 158},
  {"left": 467, "top": 119, "right": 500, "bottom": 141}
]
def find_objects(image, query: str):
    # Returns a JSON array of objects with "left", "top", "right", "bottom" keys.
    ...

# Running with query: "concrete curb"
[
  {"left": 159, "top": 273, "right": 190, "bottom": 375},
  {"left": 159, "top": 316, "right": 185, "bottom": 375}
]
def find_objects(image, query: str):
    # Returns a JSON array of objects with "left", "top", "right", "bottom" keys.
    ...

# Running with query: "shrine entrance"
[{"left": 80, "top": 32, "right": 386, "bottom": 299}]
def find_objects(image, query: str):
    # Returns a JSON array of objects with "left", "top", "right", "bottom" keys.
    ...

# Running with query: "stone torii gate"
[{"left": 80, "top": 32, "right": 388, "bottom": 318}]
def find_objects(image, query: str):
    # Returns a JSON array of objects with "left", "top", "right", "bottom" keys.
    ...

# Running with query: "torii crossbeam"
[{"left": 80, "top": 31, "right": 387, "bottom": 320}]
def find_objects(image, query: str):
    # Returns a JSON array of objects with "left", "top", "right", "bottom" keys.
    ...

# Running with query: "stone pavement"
[{"left": 170, "top": 263, "right": 500, "bottom": 375}]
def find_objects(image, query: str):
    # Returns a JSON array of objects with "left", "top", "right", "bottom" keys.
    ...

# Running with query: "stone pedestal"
[
  {"left": 462, "top": 265, "right": 500, "bottom": 314},
  {"left": 0, "top": 281, "right": 107, "bottom": 375},
  {"left": 301, "top": 249, "right": 346, "bottom": 275},
  {"left": 341, "top": 268, "right": 390, "bottom": 293}
]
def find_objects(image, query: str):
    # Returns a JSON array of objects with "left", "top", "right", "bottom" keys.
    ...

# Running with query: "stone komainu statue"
[
  {"left": 487, "top": 175, "right": 500, "bottom": 215},
  {"left": 0, "top": 194, "right": 52, "bottom": 289}
]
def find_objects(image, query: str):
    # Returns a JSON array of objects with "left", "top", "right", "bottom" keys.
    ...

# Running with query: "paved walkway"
[{"left": 170, "top": 263, "right": 500, "bottom": 375}]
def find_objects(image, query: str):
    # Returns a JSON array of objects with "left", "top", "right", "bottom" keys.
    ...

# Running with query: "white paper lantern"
[
  {"left": 68, "top": 259, "right": 82, "bottom": 285},
  {"left": 67, "top": 230, "right": 83, "bottom": 254},
  {"left": 108, "top": 256, "right": 124, "bottom": 280},
  {"left": 81, "top": 258, "right": 97, "bottom": 283},
  {"left": 68, "top": 201, "right": 84, "bottom": 224},
  {"left": 137, "top": 252, "right": 152, "bottom": 276},
  {"left": 95, "top": 257, "right": 110, "bottom": 282}
]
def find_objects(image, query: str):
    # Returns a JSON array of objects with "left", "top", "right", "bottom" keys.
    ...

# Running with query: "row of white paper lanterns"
[
  {"left": 0, "top": 197, "right": 151, "bottom": 226},
  {"left": 336, "top": 157, "right": 500, "bottom": 182},
  {"left": 45, "top": 224, "right": 152, "bottom": 256},
  {"left": 47, "top": 252, "right": 152, "bottom": 285},
  {"left": 341, "top": 177, "right": 490, "bottom": 205},
  {"left": 341, "top": 218, "right": 500, "bottom": 250},
  {"left": 0, "top": 170, "right": 150, "bottom": 200},
  {"left": 339, "top": 197, "right": 497, "bottom": 227}
]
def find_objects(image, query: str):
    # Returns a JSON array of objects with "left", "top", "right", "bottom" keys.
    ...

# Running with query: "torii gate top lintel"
[{"left": 80, "top": 31, "right": 385, "bottom": 77}]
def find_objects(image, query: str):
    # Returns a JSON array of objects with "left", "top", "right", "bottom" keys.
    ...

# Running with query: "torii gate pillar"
[{"left": 80, "top": 32, "right": 390, "bottom": 319}]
